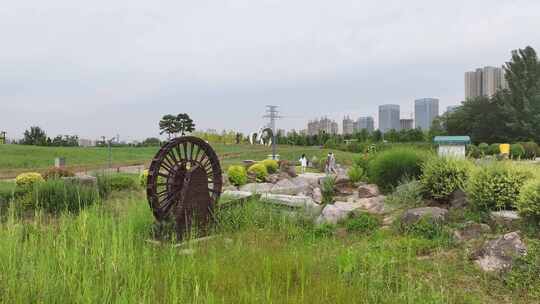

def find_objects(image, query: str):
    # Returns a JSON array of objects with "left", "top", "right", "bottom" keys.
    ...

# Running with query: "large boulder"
[
  {"left": 474, "top": 232, "right": 527, "bottom": 272},
  {"left": 354, "top": 196, "right": 386, "bottom": 214},
  {"left": 490, "top": 211, "right": 521, "bottom": 228},
  {"left": 239, "top": 183, "right": 274, "bottom": 193},
  {"left": 358, "top": 184, "right": 380, "bottom": 199},
  {"left": 279, "top": 160, "right": 297, "bottom": 178},
  {"left": 316, "top": 201, "right": 361, "bottom": 225},
  {"left": 261, "top": 194, "right": 322, "bottom": 214},
  {"left": 400, "top": 207, "right": 449, "bottom": 226},
  {"left": 453, "top": 221, "right": 491, "bottom": 242},
  {"left": 312, "top": 187, "right": 323, "bottom": 204},
  {"left": 222, "top": 190, "right": 254, "bottom": 200},
  {"left": 449, "top": 189, "right": 468, "bottom": 209},
  {"left": 268, "top": 177, "right": 310, "bottom": 195},
  {"left": 298, "top": 173, "right": 326, "bottom": 187}
]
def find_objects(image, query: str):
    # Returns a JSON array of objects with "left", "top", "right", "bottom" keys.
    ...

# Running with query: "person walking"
[
  {"left": 299, "top": 154, "right": 308, "bottom": 174},
  {"left": 328, "top": 152, "right": 337, "bottom": 174}
]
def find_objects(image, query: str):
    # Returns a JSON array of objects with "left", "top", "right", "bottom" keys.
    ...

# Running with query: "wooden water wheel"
[{"left": 146, "top": 136, "right": 222, "bottom": 238}]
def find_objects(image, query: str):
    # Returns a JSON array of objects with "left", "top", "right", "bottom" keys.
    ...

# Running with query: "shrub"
[
  {"left": 227, "top": 166, "right": 248, "bottom": 186},
  {"left": 345, "top": 213, "right": 380, "bottom": 234},
  {"left": 367, "top": 148, "right": 427, "bottom": 192},
  {"left": 24, "top": 179, "right": 99, "bottom": 213},
  {"left": 467, "top": 163, "right": 529, "bottom": 211},
  {"left": 96, "top": 173, "right": 139, "bottom": 198},
  {"left": 402, "top": 216, "right": 447, "bottom": 240},
  {"left": 511, "top": 144, "right": 525, "bottom": 159},
  {"left": 139, "top": 169, "right": 149, "bottom": 187},
  {"left": 420, "top": 157, "right": 471, "bottom": 200},
  {"left": 478, "top": 143, "right": 489, "bottom": 155},
  {"left": 15, "top": 172, "right": 44, "bottom": 188},
  {"left": 467, "top": 144, "right": 481, "bottom": 159},
  {"left": 516, "top": 179, "right": 540, "bottom": 220},
  {"left": 385, "top": 179, "right": 424, "bottom": 207},
  {"left": 347, "top": 165, "right": 365, "bottom": 183},
  {"left": 261, "top": 159, "right": 279, "bottom": 174},
  {"left": 42, "top": 167, "right": 75, "bottom": 180},
  {"left": 352, "top": 153, "right": 371, "bottom": 172},
  {"left": 521, "top": 141, "right": 538, "bottom": 160},
  {"left": 321, "top": 176, "right": 336, "bottom": 204},
  {"left": 247, "top": 163, "right": 268, "bottom": 182},
  {"left": 488, "top": 143, "right": 501, "bottom": 156}
]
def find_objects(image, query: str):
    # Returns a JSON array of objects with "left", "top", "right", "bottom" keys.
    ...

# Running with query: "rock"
[
  {"left": 316, "top": 201, "right": 364, "bottom": 225},
  {"left": 239, "top": 183, "right": 274, "bottom": 193},
  {"left": 358, "top": 184, "right": 380, "bottom": 199},
  {"left": 355, "top": 196, "right": 386, "bottom": 214},
  {"left": 279, "top": 160, "right": 297, "bottom": 177},
  {"left": 335, "top": 169, "right": 350, "bottom": 185},
  {"left": 449, "top": 189, "right": 468, "bottom": 209},
  {"left": 222, "top": 174, "right": 231, "bottom": 187},
  {"left": 269, "top": 177, "right": 310, "bottom": 195},
  {"left": 490, "top": 211, "right": 521, "bottom": 226},
  {"left": 474, "top": 232, "right": 527, "bottom": 272},
  {"left": 222, "top": 185, "right": 239, "bottom": 192},
  {"left": 400, "top": 207, "right": 449, "bottom": 226},
  {"left": 297, "top": 173, "right": 326, "bottom": 187},
  {"left": 247, "top": 171, "right": 258, "bottom": 183},
  {"left": 453, "top": 221, "right": 491, "bottom": 242},
  {"left": 261, "top": 194, "right": 322, "bottom": 214},
  {"left": 222, "top": 190, "right": 254, "bottom": 199},
  {"left": 266, "top": 174, "right": 281, "bottom": 184},
  {"left": 62, "top": 175, "right": 97, "bottom": 187},
  {"left": 312, "top": 187, "right": 323, "bottom": 204}
]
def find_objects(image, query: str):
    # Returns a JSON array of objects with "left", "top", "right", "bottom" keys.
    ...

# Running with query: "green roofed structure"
[{"left": 433, "top": 136, "right": 471, "bottom": 158}]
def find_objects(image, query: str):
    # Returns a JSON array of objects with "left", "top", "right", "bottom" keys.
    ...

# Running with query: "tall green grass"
[{"left": 0, "top": 195, "right": 533, "bottom": 303}]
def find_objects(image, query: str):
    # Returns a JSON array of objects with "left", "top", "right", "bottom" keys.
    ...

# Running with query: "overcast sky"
[{"left": 2, "top": 0, "right": 540, "bottom": 141}]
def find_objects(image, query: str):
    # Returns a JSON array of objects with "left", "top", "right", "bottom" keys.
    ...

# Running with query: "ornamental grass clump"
[
  {"left": 23, "top": 179, "right": 99, "bottom": 213},
  {"left": 227, "top": 165, "right": 248, "bottom": 186},
  {"left": 420, "top": 156, "right": 471, "bottom": 201},
  {"left": 466, "top": 163, "right": 530, "bottom": 211},
  {"left": 248, "top": 163, "right": 268, "bottom": 183},
  {"left": 261, "top": 159, "right": 279, "bottom": 174}
]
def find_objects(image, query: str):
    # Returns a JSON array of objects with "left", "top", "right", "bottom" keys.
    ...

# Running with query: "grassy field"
[
  {"left": 0, "top": 191, "right": 535, "bottom": 303},
  {"left": 0, "top": 144, "right": 357, "bottom": 178}
]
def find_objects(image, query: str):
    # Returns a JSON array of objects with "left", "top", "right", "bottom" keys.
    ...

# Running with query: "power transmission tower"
[{"left": 263, "top": 105, "right": 282, "bottom": 159}]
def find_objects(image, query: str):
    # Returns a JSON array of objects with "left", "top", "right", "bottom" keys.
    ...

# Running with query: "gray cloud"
[{"left": 1, "top": 0, "right": 540, "bottom": 140}]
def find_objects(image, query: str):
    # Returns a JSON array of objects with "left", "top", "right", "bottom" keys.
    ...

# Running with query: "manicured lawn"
[{"left": 0, "top": 144, "right": 357, "bottom": 178}]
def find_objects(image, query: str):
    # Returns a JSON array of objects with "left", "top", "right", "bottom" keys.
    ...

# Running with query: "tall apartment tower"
[
  {"left": 357, "top": 116, "right": 374, "bottom": 133},
  {"left": 400, "top": 119, "right": 414, "bottom": 130},
  {"left": 414, "top": 98, "right": 439, "bottom": 130},
  {"left": 342, "top": 116, "right": 355, "bottom": 135},
  {"left": 307, "top": 117, "right": 338, "bottom": 135},
  {"left": 379, "top": 104, "right": 400, "bottom": 133},
  {"left": 465, "top": 66, "right": 508, "bottom": 99}
]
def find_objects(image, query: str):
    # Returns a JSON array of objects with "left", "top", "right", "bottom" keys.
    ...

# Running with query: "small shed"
[{"left": 433, "top": 136, "right": 471, "bottom": 158}]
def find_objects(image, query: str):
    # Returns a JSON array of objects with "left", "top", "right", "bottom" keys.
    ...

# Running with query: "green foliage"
[
  {"left": 352, "top": 153, "right": 371, "bottom": 172},
  {"left": 347, "top": 165, "right": 365, "bottom": 183},
  {"left": 312, "top": 223, "right": 336, "bottom": 238},
  {"left": 467, "top": 144, "right": 482, "bottom": 159},
  {"left": 385, "top": 179, "right": 424, "bottom": 207},
  {"left": 227, "top": 166, "right": 248, "bottom": 186},
  {"left": 521, "top": 141, "right": 538, "bottom": 160},
  {"left": 22, "top": 126, "right": 48, "bottom": 146},
  {"left": 467, "top": 163, "right": 529, "bottom": 211},
  {"left": 43, "top": 167, "right": 75, "bottom": 180},
  {"left": 488, "top": 143, "right": 501, "bottom": 155},
  {"left": 368, "top": 148, "right": 428, "bottom": 192},
  {"left": 506, "top": 239, "right": 540, "bottom": 298},
  {"left": 139, "top": 169, "right": 149, "bottom": 187},
  {"left": 15, "top": 172, "right": 44, "bottom": 188},
  {"left": 402, "top": 216, "right": 448, "bottom": 240},
  {"left": 516, "top": 179, "right": 540, "bottom": 220},
  {"left": 420, "top": 157, "right": 471, "bottom": 200},
  {"left": 510, "top": 143, "right": 525, "bottom": 159},
  {"left": 159, "top": 113, "right": 195, "bottom": 137},
  {"left": 321, "top": 176, "right": 336, "bottom": 204},
  {"left": 24, "top": 179, "right": 99, "bottom": 213},
  {"left": 478, "top": 143, "right": 489, "bottom": 155},
  {"left": 96, "top": 174, "right": 139, "bottom": 198},
  {"left": 247, "top": 163, "right": 268, "bottom": 182},
  {"left": 345, "top": 213, "right": 380, "bottom": 234},
  {"left": 261, "top": 159, "right": 279, "bottom": 174}
]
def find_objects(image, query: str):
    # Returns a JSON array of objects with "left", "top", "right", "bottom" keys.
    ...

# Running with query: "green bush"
[
  {"left": 15, "top": 172, "right": 44, "bottom": 188},
  {"left": 24, "top": 179, "right": 99, "bottom": 213},
  {"left": 347, "top": 165, "right": 365, "bottom": 183},
  {"left": 261, "top": 159, "right": 279, "bottom": 174},
  {"left": 478, "top": 143, "right": 489, "bottom": 155},
  {"left": 96, "top": 173, "right": 139, "bottom": 198},
  {"left": 521, "top": 141, "right": 538, "bottom": 160},
  {"left": 227, "top": 166, "right": 248, "bottom": 186},
  {"left": 516, "top": 179, "right": 540, "bottom": 220},
  {"left": 488, "top": 143, "right": 501, "bottom": 156},
  {"left": 352, "top": 154, "right": 371, "bottom": 172},
  {"left": 321, "top": 176, "right": 336, "bottom": 204},
  {"left": 385, "top": 179, "right": 424, "bottom": 207},
  {"left": 467, "top": 144, "right": 481, "bottom": 159},
  {"left": 247, "top": 163, "right": 268, "bottom": 183},
  {"left": 43, "top": 167, "right": 75, "bottom": 180},
  {"left": 345, "top": 213, "right": 380, "bottom": 234},
  {"left": 511, "top": 144, "right": 525, "bottom": 159},
  {"left": 420, "top": 157, "right": 471, "bottom": 200},
  {"left": 467, "top": 163, "right": 529, "bottom": 211},
  {"left": 402, "top": 216, "right": 447, "bottom": 240},
  {"left": 367, "top": 148, "right": 428, "bottom": 192}
]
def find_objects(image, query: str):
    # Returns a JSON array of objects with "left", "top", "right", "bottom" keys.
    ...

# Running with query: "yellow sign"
[{"left": 500, "top": 144, "right": 510, "bottom": 154}]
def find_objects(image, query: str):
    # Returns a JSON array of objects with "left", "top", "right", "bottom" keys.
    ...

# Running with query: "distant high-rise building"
[
  {"left": 465, "top": 66, "right": 508, "bottom": 99},
  {"left": 400, "top": 119, "right": 414, "bottom": 130},
  {"left": 379, "top": 104, "right": 400, "bottom": 133},
  {"left": 342, "top": 116, "right": 354, "bottom": 135},
  {"left": 307, "top": 117, "right": 338, "bottom": 135},
  {"left": 414, "top": 98, "right": 439, "bottom": 130},
  {"left": 356, "top": 116, "right": 374, "bottom": 133}
]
